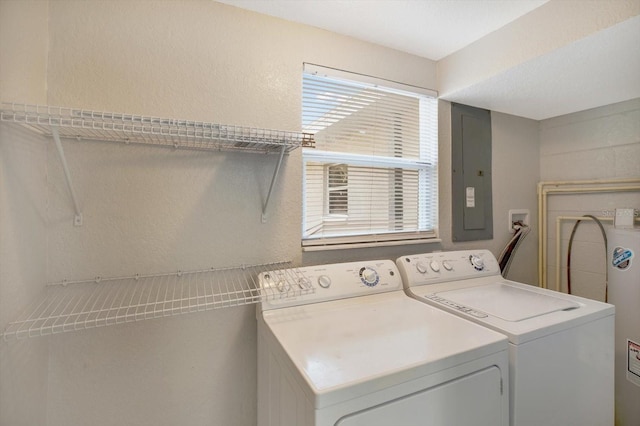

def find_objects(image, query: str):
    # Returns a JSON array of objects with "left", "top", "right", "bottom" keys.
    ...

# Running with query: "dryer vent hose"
[{"left": 498, "top": 223, "right": 530, "bottom": 277}]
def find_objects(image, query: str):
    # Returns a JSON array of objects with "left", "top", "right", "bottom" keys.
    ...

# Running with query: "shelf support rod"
[
  {"left": 261, "top": 145, "right": 287, "bottom": 223},
  {"left": 51, "top": 126, "right": 83, "bottom": 226}
]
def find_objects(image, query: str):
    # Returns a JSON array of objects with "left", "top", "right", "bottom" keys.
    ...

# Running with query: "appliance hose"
[
  {"left": 498, "top": 223, "right": 530, "bottom": 277},
  {"left": 566, "top": 215, "right": 608, "bottom": 302}
]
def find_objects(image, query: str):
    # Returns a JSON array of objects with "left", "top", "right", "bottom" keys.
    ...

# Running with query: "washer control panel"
[
  {"left": 260, "top": 259, "right": 402, "bottom": 310},
  {"left": 396, "top": 249, "right": 500, "bottom": 288}
]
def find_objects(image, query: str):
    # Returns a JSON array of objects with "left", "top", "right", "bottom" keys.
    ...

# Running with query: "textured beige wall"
[
  {"left": 0, "top": 0, "right": 49, "bottom": 104},
  {"left": 0, "top": 1, "right": 50, "bottom": 425},
  {"left": 0, "top": 125, "right": 50, "bottom": 426}
]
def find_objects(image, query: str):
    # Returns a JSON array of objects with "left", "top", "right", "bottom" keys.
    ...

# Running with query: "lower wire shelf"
[{"left": 2, "top": 261, "right": 311, "bottom": 341}]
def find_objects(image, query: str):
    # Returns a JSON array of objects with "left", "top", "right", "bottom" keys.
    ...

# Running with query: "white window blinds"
[{"left": 302, "top": 65, "right": 438, "bottom": 249}]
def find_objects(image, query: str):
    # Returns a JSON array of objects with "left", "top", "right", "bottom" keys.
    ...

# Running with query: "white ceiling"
[
  {"left": 218, "top": 0, "right": 640, "bottom": 120},
  {"left": 443, "top": 14, "right": 640, "bottom": 120},
  {"left": 217, "top": 0, "right": 549, "bottom": 60}
]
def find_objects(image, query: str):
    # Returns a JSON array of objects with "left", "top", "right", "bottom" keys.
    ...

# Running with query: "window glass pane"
[
  {"left": 302, "top": 67, "right": 438, "bottom": 246},
  {"left": 327, "top": 164, "right": 348, "bottom": 215},
  {"left": 303, "top": 75, "right": 421, "bottom": 159}
]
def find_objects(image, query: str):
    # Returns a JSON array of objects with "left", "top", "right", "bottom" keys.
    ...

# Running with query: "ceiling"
[
  {"left": 217, "top": 0, "right": 549, "bottom": 60},
  {"left": 218, "top": 0, "right": 640, "bottom": 120}
]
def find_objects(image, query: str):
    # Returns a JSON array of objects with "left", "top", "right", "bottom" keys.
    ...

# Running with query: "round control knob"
[
  {"left": 359, "top": 267, "right": 379, "bottom": 287},
  {"left": 317, "top": 275, "right": 332, "bottom": 289},
  {"left": 297, "top": 277, "right": 312, "bottom": 290},
  {"left": 442, "top": 261, "right": 453, "bottom": 271},
  {"left": 430, "top": 261, "right": 440, "bottom": 272},
  {"left": 276, "top": 280, "right": 290, "bottom": 293},
  {"left": 415, "top": 261, "right": 428, "bottom": 274},
  {"left": 469, "top": 254, "right": 485, "bottom": 271}
]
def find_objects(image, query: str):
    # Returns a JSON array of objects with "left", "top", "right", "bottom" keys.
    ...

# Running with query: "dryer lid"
[{"left": 437, "top": 283, "right": 580, "bottom": 322}]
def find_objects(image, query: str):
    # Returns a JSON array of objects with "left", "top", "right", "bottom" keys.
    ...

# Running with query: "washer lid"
[
  {"left": 437, "top": 283, "right": 580, "bottom": 322},
  {"left": 261, "top": 291, "right": 507, "bottom": 408}
]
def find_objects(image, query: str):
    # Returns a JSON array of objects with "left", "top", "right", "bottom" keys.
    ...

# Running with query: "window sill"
[{"left": 302, "top": 238, "right": 442, "bottom": 252}]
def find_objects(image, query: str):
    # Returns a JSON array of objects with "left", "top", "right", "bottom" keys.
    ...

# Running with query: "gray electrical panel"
[{"left": 451, "top": 103, "right": 493, "bottom": 241}]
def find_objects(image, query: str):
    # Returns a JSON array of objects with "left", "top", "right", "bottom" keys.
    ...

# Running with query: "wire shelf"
[
  {"left": 2, "top": 261, "right": 312, "bottom": 341},
  {"left": 0, "top": 103, "right": 304, "bottom": 154}
]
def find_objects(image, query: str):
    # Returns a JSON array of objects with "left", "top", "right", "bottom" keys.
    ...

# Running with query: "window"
[
  {"left": 326, "top": 164, "right": 348, "bottom": 215},
  {"left": 302, "top": 64, "right": 439, "bottom": 249}
]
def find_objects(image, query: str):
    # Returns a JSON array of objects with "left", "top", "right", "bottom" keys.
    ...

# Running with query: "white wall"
[
  {"left": 540, "top": 98, "right": 640, "bottom": 300},
  {"left": 0, "top": 1, "right": 50, "bottom": 425},
  {"left": 0, "top": 1, "right": 542, "bottom": 425}
]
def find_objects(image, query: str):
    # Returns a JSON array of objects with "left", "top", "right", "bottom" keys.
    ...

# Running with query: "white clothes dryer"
[
  {"left": 257, "top": 259, "right": 510, "bottom": 426},
  {"left": 397, "top": 250, "right": 615, "bottom": 426}
]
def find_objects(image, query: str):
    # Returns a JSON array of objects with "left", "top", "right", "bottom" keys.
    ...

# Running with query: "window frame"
[{"left": 301, "top": 64, "right": 440, "bottom": 250}]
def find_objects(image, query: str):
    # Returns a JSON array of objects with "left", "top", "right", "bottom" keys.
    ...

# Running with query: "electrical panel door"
[{"left": 451, "top": 103, "right": 493, "bottom": 241}]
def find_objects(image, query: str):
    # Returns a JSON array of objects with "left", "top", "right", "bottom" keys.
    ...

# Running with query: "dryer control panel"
[
  {"left": 260, "top": 259, "right": 403, "bottom": 311},
  {"left": 396, "top": 250, "right": 501, "bottom": 288}
]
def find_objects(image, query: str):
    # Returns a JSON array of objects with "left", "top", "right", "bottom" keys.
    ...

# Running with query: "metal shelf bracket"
[
  {"left": 261, "top": 145, "right": 287, "bottom": 223},
  {"left": 51, "top": 126, "right": 83, "bottom": 226}
]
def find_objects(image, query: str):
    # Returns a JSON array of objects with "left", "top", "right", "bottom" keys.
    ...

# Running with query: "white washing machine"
[
  {"left": 257, "top": 259, "right": 510, "bottom": 426},
  {"left": 397, "top": 250, "right": 615, "bottom": 426}
]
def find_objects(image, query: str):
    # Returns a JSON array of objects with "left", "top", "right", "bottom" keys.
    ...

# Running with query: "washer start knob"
[
  {"left": 359, "top": 267, "right": 380, "bottom": 287},
  {"left": 469, "top": 254, "right": 485, "bottom": 271}
]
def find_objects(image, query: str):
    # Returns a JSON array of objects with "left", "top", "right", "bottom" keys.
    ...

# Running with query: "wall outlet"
[{"left": 508, "top": 209, "right": 530, "bottom": 233}]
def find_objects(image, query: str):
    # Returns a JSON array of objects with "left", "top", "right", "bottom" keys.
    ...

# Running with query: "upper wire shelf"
[
  {"left": 0, "top": 102, "right": 312, "bottom": 154},
  {"left": 2, "top": 261, "right": 312, "bottom": 341},
  {"left": 1, "top": 102, "right": 314, "bottom": 224}
]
